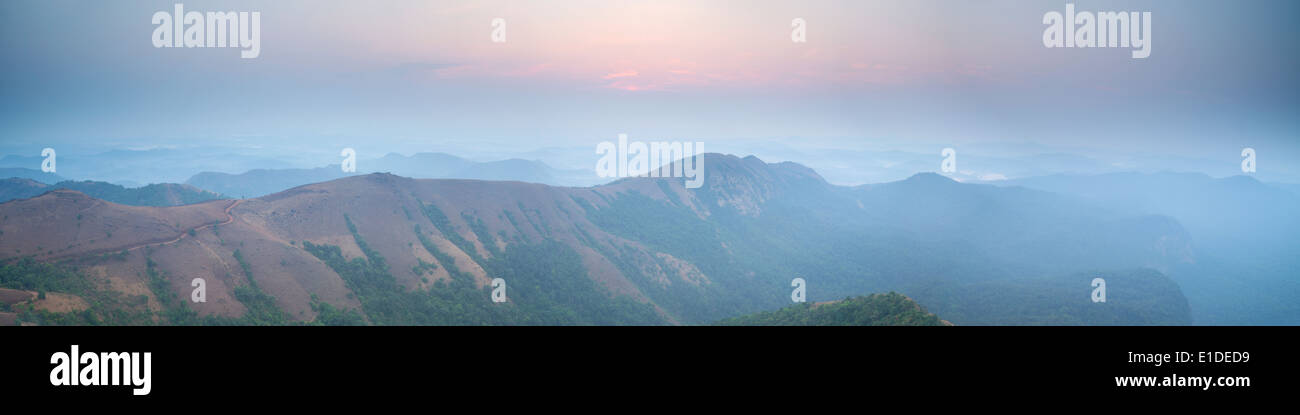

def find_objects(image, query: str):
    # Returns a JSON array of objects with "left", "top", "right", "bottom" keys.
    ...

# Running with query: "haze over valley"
[{"left": 5, "top": 151, "right": 1289, "bottom": 326}]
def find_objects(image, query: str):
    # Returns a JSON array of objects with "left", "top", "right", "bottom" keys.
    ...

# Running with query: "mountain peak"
[{"left": 902, "top": 172, "right": 959, "bottom": 185}]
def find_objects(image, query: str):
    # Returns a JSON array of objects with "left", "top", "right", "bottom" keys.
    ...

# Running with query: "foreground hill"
[
  {"left": 716, "top": 293, "right": 946, "bottom": 326},
  {"left": 0, "top": 154, "right": 1194, "bottom": 325},
  {"left": 0, "top": 178, "right": 225, "bottom": 206}
]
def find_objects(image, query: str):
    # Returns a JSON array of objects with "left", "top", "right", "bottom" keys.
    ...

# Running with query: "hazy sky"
[{"left": 1, "top": 0, "right": 1296, "bottom": 179}]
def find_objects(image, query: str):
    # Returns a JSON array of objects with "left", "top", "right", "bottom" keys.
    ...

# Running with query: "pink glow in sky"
[{"left": 260, "top": 0, "right": 1012, "bottom": 93}]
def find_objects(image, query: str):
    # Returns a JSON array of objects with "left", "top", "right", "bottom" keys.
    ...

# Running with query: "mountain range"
[
  {"left": 988, "top": 172, "right": 1300, "bottom": 324},
  {"left": 0, "top": 178, "right": 224, "bottom": 206},
  {"left": 0, "top": 154, "right": 1206, "bottom": 325},
  {"left": 0, "top": 167, "right": 65, "bottom": 184},
  {"left": 0, "top": 150, "right": 603, "bottom": 195},
  {"left": 184, "top": 152, "right": 602, "bottom": 199}
]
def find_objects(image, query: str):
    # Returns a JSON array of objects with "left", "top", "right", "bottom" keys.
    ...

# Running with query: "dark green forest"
[
  {"left": 575, "top": 177, "right": 1194, "bottom": 326},
  {"left": 716, "top": 292, "right": 945, "bottom": 326},
  {"left": 297, "top": 211, "right": 664, "bottom": 325}
]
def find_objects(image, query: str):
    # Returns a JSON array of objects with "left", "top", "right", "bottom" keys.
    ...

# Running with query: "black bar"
[{"left": 3, "top": 326, "right": 1291, "bottom": 405}]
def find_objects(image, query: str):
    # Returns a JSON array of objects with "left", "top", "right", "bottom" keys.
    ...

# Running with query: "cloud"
[
  {"left": 605, "top": 80, "right": 656, "bottom": 91},
  {"left": 386, "top": 62, "right": 462, "bottom": 75},
  {"left": 602, "top": 70, "right": 639, "bottom": 80}
]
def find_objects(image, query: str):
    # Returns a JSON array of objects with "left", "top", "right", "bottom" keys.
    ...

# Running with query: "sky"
[{"left": 1, "top": 0, "right": 1297, "bottom": 182}]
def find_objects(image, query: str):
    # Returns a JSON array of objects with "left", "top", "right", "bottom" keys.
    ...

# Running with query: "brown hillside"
[{"left": 0, "top": 165, "right": 734, "bottom": 322}]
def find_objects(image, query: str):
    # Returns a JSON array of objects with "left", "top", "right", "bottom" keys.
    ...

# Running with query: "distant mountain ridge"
[
  {"left": 0, "top": 178, "right": 225, "bottom": 206},
  {"left": 0, "top": 178, "right": 49, "bottom": 203},
  {"left": 988, "top": 171, "right": 1300, "bottom": 324},
  {"left": 185, "top": 152, "right": 602, "bottom": 199},
  {"left": 0, "top": 168, "right": 64, "bottom": 184}
]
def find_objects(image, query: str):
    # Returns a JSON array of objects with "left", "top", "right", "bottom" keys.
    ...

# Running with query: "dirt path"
[
  {"left": 125, "top": 199, "right": 244, "bottom": 253},
  {"left": 47, "top": 199, "right": 243, "bottom": 262}
]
